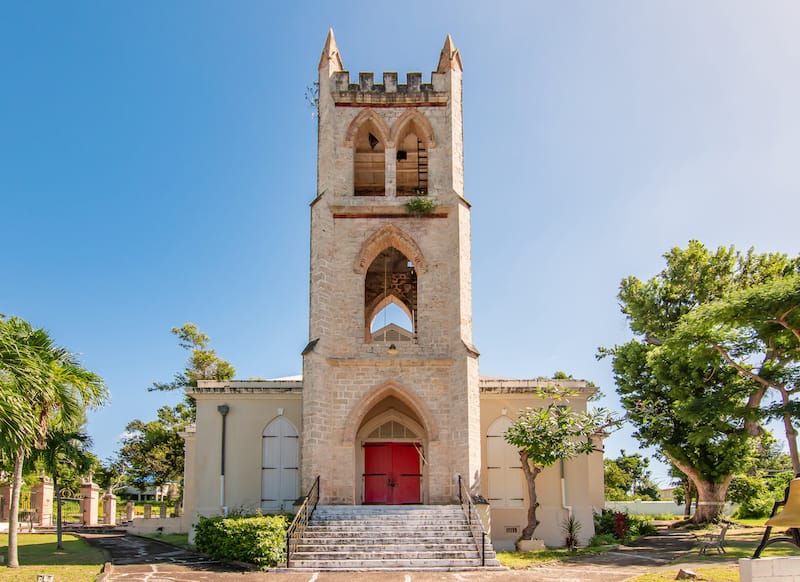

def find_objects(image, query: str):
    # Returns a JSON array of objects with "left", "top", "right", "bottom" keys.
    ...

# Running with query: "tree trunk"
[
  {"left": 682, "top": 480, "right": 692, "bottom": 518},
  {"left": 519, "top": 450, "right": 542, "bottom": 540},
  {"left": 7, "top": 451, "right": 25, "bottom": 568},
  {"left": 778, "top": 389, "right": 800, "bottom": 474},
  {"left": 666, "top": 453, "right": 731, "bottom": 524}
]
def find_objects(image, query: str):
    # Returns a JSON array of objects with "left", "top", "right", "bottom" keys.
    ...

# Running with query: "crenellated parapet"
[{"left": 330, "top": 71, "right": 449, "bottom": 106}]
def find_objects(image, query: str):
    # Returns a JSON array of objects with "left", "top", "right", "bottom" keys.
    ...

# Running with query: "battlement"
[{"left": 330, "top": 71, "right": 449, "bottom": 105}]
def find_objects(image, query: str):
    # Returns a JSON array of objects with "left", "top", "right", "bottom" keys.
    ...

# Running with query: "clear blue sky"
[{"left": 2, "top": 1, "right": 799, "bottom": 486}]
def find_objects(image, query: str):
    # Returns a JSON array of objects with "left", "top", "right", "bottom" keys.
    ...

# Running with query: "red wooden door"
[
  {"left": 364, "top": 443, "right": 392, "bottom": 503},
  {"left": 363, "top": 442, "right": 421, "bottom": 504},
  {"left": 393, "top": 443, "right": 421, "bottom": 504}
]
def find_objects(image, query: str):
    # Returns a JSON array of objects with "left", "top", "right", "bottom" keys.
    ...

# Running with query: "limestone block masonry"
[
  {"left": 740, "top": 557, "right": 800, "bottom": 582},
  {"left": 302, "top": 31, "right": 480, "bottom": 504}
]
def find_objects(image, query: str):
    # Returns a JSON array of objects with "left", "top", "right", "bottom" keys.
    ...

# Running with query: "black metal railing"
[
  {"left": 457, "top": 474, "right": 486, "bottom": 566},
  {"left": 285, "top": 476, "right": 320, "bottom": 567}
]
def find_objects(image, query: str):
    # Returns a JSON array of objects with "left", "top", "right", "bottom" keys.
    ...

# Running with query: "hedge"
[{"left": 194, "top": 514, "right": 289, "bottom": 569}]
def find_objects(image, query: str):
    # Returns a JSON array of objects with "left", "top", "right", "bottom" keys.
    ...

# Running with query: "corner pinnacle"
[
  {"left": 319, "top": 28, "right": 344, "bottom": 71},
  {"left": 436, "top": 34, "right": 463, "bottom": 73}
]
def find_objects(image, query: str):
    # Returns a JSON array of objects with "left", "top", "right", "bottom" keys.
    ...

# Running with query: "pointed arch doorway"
[{"left": 356, "top": 398, "right": 427, "bottom": 505}]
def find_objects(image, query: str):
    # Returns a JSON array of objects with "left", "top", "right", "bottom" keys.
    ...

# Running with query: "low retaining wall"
[{"left": 125, "top": 516, "right": 189, "bottom": 535}]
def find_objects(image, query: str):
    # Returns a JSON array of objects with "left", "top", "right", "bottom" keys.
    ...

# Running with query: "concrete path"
[{"left": 82, "top": 530, "right": 701, "bottom": 582}]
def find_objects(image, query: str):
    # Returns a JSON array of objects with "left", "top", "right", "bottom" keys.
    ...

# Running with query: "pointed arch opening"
[
  {"left": 347, "top": 382, "right": 437, "bottom": 505},
  {"left": 392, "top": 111, "right": 434, "bottom": 197},
  {"left": 353, "top": 118, "right": 386, "bottom": 196},
  {"left": 396, "top": 127, "right": 428, "bottom": 196},
  {"left": 364, "top": 247, "right": 417, "bottom": 342}
]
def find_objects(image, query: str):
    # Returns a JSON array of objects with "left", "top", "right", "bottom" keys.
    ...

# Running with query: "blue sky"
[{"left": 2, "top": 1, "right": 799, "bottom": 486}]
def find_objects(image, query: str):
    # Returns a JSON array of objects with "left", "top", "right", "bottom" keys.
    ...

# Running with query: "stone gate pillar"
[
  {"left": 30, "top": 477, "right": 54, "bottom": 526},
  {"left": 103, "top": 491, "right": 116, "bottom": 526},
  {"left": 80, "top": 481, "right": 100, "bottom": 526},
  {"left": 0, "top": 483, "right": 10, "bottom": 521}
]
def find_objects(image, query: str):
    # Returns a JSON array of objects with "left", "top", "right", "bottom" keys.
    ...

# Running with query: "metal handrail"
[
  {"left": 457, "top": 474, "right": 486, "bottom": 566},
  {"left": 285, "top": 475, "right": 320, "bottom": 567}
]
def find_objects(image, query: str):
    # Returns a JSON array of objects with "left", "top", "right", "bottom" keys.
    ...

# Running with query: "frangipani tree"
[{"left": 504, "top": 404, "right": 619, "bottom": 540}]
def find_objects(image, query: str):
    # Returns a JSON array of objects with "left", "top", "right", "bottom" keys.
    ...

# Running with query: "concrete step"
[
  {"left": 296, "top": 543, "right": 480, "bottom": 552},
  {"left": 288, "top": 504, "right": 500, "bottom": 571},
  {"left": 303, "top": 535, "right": 475, "bottom": 547},
  {"left": 288, "top": 558, "right": 502, "bottom": 570},
  {"left": 293, "top": 550, "right": 480, "bottom": 560},
  {"left": 306, "top": 524, "right": 472, "bottom": 533}
]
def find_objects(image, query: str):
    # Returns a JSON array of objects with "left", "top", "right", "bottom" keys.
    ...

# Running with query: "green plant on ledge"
[{"left": 405, "top": 196, "right": 437, "bottom": 215}]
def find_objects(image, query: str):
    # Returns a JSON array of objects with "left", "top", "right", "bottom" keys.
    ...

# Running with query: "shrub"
[
  {"left": 405, "top": 196, "right": 437, "bottom": 215},
  {"left": 562, "top": 514, "right": 582, "bottom": 551},
  {"left": 194, "top": 514, "right": 289, "bottom": 569},
  {"left": 593, "top": 509, "right": 656, "bottom": 543}
]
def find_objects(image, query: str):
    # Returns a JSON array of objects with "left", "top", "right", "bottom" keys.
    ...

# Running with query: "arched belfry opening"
[
  {"left": 354, "top": 119, "right": 386, "bottom": 196},
  {"left": 364, "top": 247, "right": 417, "bottom": 342},
  {"left": 396, "top": 127, "right": 428, "bottom": 196}
]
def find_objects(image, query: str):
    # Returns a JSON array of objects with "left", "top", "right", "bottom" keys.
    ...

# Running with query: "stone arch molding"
[
  {"left": 343, "top": 109, "right": 392, "bottom": 148},
  {"left": 354, "top": 224, "right": 428, "bottom": 274},
  {"left": 390, "top": 109, "right": 436, "bottom": 149},
  {"left": 343, "top": 108, "right": 437, "bottom": 149},
  {"left": 342, "top": 380, "right": 439, "bottom": 444}
]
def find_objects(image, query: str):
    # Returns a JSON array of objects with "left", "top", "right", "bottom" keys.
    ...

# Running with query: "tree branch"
[{"left": 712, "top": 344, "right": 784, "bottom": 391}]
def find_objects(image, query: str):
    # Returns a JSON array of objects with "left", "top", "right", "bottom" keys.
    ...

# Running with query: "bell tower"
[{"left": 302, "top": 30, "right": 480, "bottom": 504}]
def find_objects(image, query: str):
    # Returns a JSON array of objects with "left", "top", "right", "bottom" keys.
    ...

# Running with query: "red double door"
[{"left": 363, "top": 442, "right": 421, "bottom": 504}]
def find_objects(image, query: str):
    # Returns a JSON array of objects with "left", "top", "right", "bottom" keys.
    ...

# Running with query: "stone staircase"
[{"left": 288, "top": 505, "right": 501, "bottom": 571}]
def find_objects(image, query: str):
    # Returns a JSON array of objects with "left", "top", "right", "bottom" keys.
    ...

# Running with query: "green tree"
[
  {"left": 672, "top": 271, "right": 800, "bottom": 471},
  {"left": 604, "top": 459, "right": 632, "bottom": 501},
  {"left": 0, "top": 316, "right": 106, "bottom": 568},
  {"left": 150, "top": 323, "right": 236, "bottom": 395},
  {"left": 504, "top": 403, "right": 619, "bottom": 540},
  {"left": 604, "top": 241, "right": 794, "bottom": 523},
  {"left": 118, "top": 403, "right": 193, "bottom": 491},
  {"left": 604, "top": 450, "right": 660, "bottom": 500},
  {"left": 118, "top": 324, "right": 234, "bottom": 501}
]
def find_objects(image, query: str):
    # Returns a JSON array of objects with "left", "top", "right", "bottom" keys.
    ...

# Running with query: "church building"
[{"left": 181, "top": 31, "right": 605, "bottom": 551}]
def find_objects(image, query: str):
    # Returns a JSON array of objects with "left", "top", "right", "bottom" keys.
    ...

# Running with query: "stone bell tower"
[{"left": 302, "top": 30, "right": 480, "bottom": 505}]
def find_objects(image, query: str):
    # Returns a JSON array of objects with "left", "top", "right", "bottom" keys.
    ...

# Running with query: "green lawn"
[
  {"left": 1, "top": 533, "right": 105, "bottom": 582},
  {"left": 499, "top": 526, "right": 800, "bottom": 581}
]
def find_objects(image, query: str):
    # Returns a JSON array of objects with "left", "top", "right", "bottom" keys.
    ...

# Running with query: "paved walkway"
[{"left": 82, "top": 530, "right": 702, "bottom": 582}]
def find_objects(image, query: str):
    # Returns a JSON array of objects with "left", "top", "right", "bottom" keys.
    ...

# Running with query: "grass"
[
  {"left": 1, "top": 533, "right": 105, "bottom": 582},
  {"left": 139, "top": 532, "right": 191, "bottom": 549},
  {"left": 499, "top": 525, "right": 800, "bottom": 580},
  {"left": 497, "top": 544, "right": 617, "bottom": 568}
]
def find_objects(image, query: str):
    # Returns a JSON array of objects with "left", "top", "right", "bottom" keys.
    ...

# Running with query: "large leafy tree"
[
  {"left": 672, "top": 272, "right": 800, "bottom": 470},
  {"left": 605, "top": 241, "right": 795, "bottom": 523},
  {"left": 504, "top": 403, "right": 619, "bottom": 540},
  {"left": 607, "top": 339, "right": 752, "bottom": 522},
  {"left": 0, "top": 316, "right": 106, "bottom": 568}
]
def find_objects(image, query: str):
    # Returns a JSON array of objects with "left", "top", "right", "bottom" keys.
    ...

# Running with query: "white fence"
[{"left": 605, "top": 500, "right": 736, "bottom": 517}]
